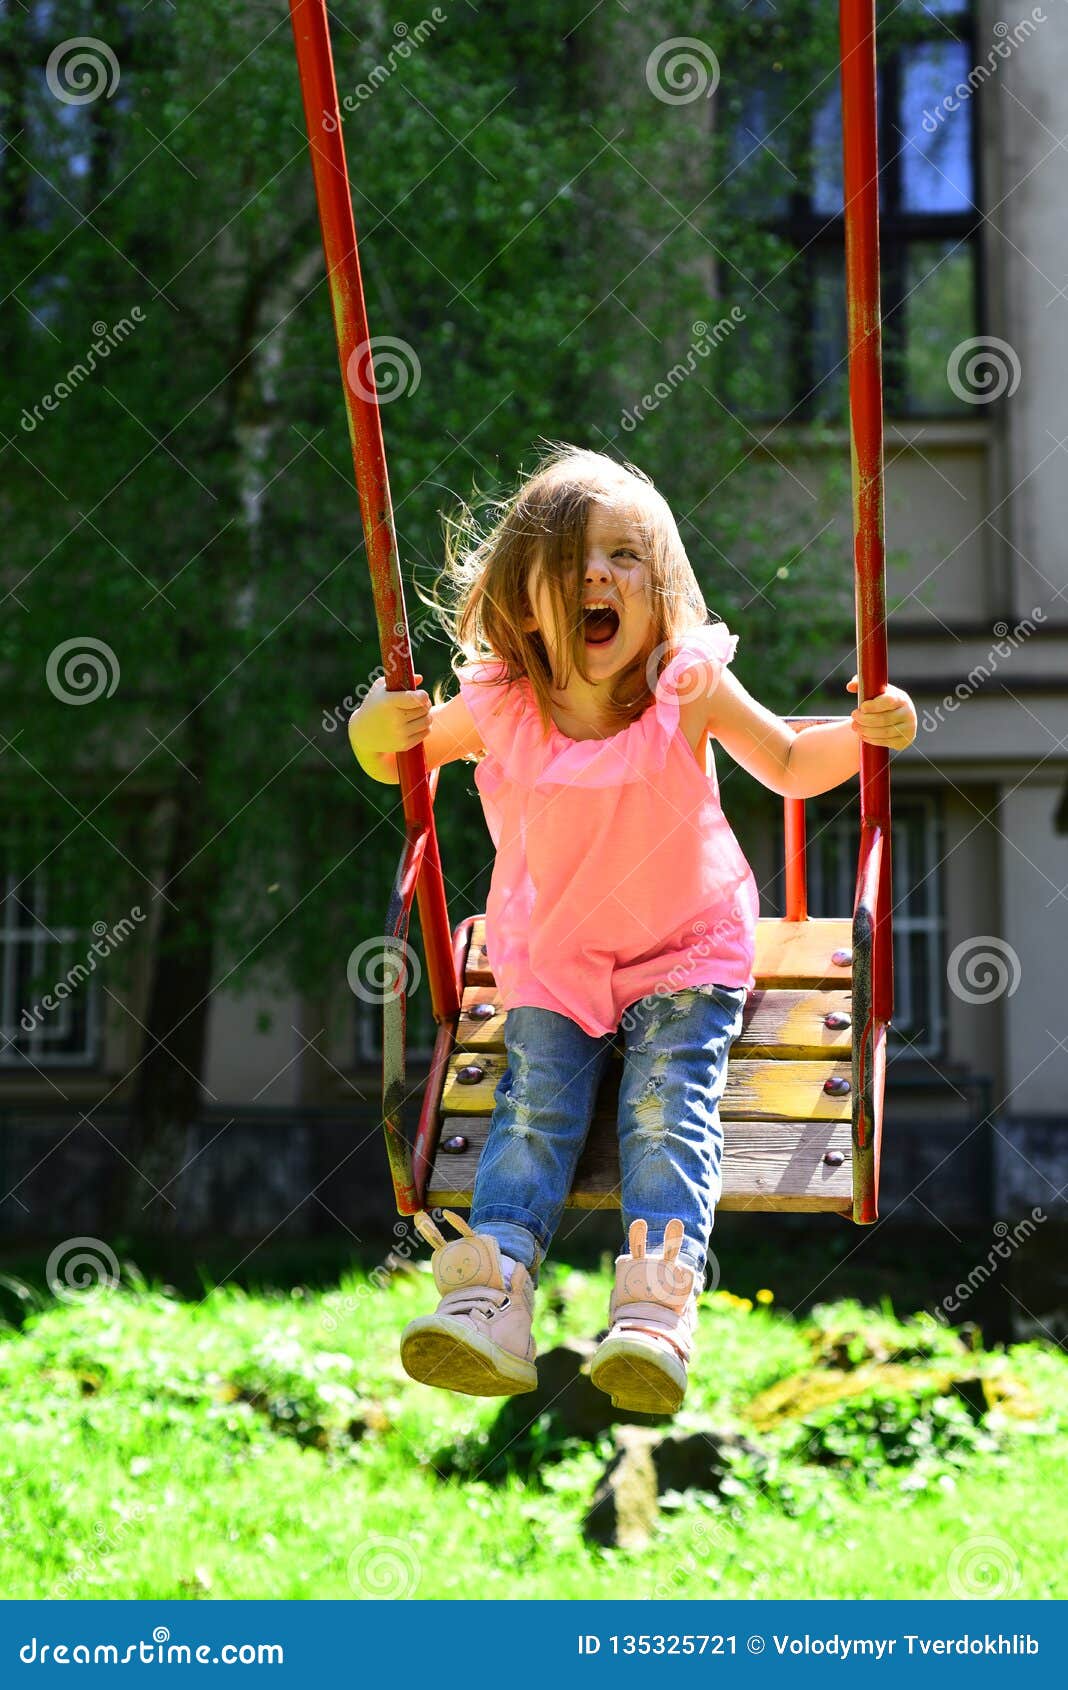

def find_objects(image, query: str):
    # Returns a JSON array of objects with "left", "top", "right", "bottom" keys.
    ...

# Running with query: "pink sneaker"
[
  {"left": 589, "top": 1219, "right": 698, "bottom": 1414},
  {"left": 400, "top": 1210, "right": 537, "bottom": 1397}
]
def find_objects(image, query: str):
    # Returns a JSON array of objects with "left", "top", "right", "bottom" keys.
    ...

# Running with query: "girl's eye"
[{"left": 612, "top": 548, "right": 641, "bottom": 561}]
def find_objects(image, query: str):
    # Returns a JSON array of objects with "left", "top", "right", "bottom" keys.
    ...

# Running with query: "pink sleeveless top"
[{"left": 456, "top": 620, "right": 759, "bottom": 1039}]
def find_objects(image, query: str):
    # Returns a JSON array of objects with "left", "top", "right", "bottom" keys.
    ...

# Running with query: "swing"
[{"left": 288, "top": 0, "right": 894, "bottom": 1226}]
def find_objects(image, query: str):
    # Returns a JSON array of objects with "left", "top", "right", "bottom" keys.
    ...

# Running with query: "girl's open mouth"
[{"left": 583, "top": 605, "right": 620, "bottom": 647}]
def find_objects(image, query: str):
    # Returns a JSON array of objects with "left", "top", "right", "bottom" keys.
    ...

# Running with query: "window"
[
  {"left": 772, "top": 793, "right": 946, "bottom": 1058},
  {"left": 725, "top": 2, "right": 980, "bottom": 420},
  {"left": 1, "top": 864, "right": 100, "bottom": 1067}
]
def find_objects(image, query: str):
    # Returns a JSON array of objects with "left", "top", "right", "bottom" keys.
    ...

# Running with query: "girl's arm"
[
  {"left": 349, "top": 676, "right": 483, "bottom": 785},
  {"left": 703, "top": 665, "right": 917, "bottom": 799}
]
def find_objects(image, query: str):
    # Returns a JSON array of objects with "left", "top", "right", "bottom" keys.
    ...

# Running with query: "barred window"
[
  {"left": 724, "top": 1, "right": 980, "bottom": 420},
  {"left": 774, "top": 792, "right": 946, "bottom": 1058},
  {"left": 1, "top": 864, "right": 100, "bottom": 1067}
]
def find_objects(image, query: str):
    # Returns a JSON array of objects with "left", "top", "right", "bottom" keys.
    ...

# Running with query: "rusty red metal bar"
[
  {"left": 839, "top": 0, "right": 894, "bottom": 1220},
  {"left": 783, "top": 799, "right": 808, "bottom": 923},
  {"left": 287, "top": 0, "right": 458, "bottom": 1037},
  {"left": 781, "top": 716, "right": 836, "bottom": 923}
]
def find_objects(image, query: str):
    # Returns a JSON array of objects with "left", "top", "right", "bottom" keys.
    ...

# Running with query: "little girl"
[{"left": 349, "top": 444, "right": 917, "bottom": 1414}]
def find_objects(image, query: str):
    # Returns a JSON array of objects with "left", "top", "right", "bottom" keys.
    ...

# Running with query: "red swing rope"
[
  {"left": 288, "top": 0, "right": 458, "bottom": 1211},
  {"left": 288, "top": 0, "right": 893, "bottom": 1221},
  {"left": 839, "top": 0, "right": 894, "bottom": 1220}
]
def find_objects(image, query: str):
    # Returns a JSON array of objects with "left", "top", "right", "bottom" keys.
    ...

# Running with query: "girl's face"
[{"left": 522, "top": 498, "right": 655, "bottom": 691}]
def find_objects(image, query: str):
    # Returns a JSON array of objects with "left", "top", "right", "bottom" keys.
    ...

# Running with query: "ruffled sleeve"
[{"left": 651, "top": 618, "right": 739, "bottom": 746}]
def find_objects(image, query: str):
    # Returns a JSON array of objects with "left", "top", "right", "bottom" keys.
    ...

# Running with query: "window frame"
[
  {"left": 733, "top": 1, "right": 983, "bottom": 422},
  {"left": 1, "top": 866, "right": 102, "bottom": 1069},
  {"left": 772, "top": 790, "right": 947, "bottom": 1059}
]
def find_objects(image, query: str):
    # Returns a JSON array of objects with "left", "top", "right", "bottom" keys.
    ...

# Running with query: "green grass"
[{"left": 0, "top": 1256, "right": 1064, "bottom": 1600}]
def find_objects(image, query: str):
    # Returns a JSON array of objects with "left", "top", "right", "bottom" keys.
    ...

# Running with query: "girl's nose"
[{"left": 584, "top": 556, "right": 611, "bottom": 583}]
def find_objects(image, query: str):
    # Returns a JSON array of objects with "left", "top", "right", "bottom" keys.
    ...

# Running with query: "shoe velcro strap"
[
  {"left": 613, "top": 1298, "right": 695, "bottom": 1360},
  {"left": 438, "top": 1284, "right": 510, "bottom": 1320}
]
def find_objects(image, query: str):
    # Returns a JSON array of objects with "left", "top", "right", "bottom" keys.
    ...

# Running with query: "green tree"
[{"left": 1, "top": 0, "right": 881, "bottom": 1236}]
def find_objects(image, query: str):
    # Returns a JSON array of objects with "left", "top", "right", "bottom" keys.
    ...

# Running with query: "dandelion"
[
  {"left": 709, "top": 1290, "right": 753, "bottom": 1312},
  {"left": 756, "top": 1288, "right": 774, "bottom": 1306}
]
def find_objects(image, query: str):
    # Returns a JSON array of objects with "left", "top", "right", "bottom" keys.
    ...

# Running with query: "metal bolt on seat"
[
  {"left": 823, "top": 1075, "right": 851, "bottom": 1096},
  {"left": 456, "top": 1064, "right": 484, "bottom": 1084}
]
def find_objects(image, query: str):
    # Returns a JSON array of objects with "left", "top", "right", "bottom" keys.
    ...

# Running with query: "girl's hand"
[
  {"left": 846, "top": 675, "right": 917, "bottom": 750},
  {"left": 349, "top": 671, "right": 431, "bottom": 759}
]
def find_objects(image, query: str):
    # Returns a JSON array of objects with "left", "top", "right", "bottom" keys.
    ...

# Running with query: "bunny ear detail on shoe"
[
  {"left": 440, "top": 1208, "right": 476, "bottom": 1238},
  {"left": 412, "top": 1211, "right": 447, "bottom": 1251},
  {"left": 412, "top": 1208, "right": 477, "bottom": 1252},
  {"left": 627, "top": 1218, "right": 648, "bottom": 1259},
  {"left": 662, "top": 1218, "right": 685, "bottom": 1262}
]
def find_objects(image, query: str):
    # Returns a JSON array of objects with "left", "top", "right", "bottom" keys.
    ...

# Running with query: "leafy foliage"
[{"left": 2, "top": 0, "right": 885, "bottom": 1099}]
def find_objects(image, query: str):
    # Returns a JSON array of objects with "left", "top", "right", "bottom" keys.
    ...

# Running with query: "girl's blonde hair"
[{"left": 423, "top": 442, "right": 712, "bottom": 736}]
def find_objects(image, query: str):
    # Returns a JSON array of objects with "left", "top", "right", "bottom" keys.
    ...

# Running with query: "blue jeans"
[{"left": 468, "top": 983, "right": 747, "bottom": 1286}]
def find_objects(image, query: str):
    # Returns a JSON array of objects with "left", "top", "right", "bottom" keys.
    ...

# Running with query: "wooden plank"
[
  {"left": 753, "top": 919, "right": 853, "bottom": 988},
  {"left": 457, "top": 985, "right": 853, "bottom": 1060},
  {"left": 428, "top": 1116, "right": 853, "bottom": 1213},
  {"left": 441, "top": 1053, "right": 853, "bottom": 1122},
  {"left": 463, "top": 916, "right": 852, "bottom": 990}
]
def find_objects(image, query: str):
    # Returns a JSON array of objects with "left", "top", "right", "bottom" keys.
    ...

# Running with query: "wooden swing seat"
[{"left": 421, "top": 914, "right": 858, "bottom": 1217}]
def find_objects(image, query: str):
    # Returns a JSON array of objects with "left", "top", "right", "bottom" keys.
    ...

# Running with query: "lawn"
[{"left": 1, "top": 1251, "right": 1063, "bottom": 1601}]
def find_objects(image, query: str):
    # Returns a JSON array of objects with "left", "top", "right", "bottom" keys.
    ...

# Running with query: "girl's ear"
[{"left": 662, "top": 1218, "right": 684, "bottom": 1262}]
